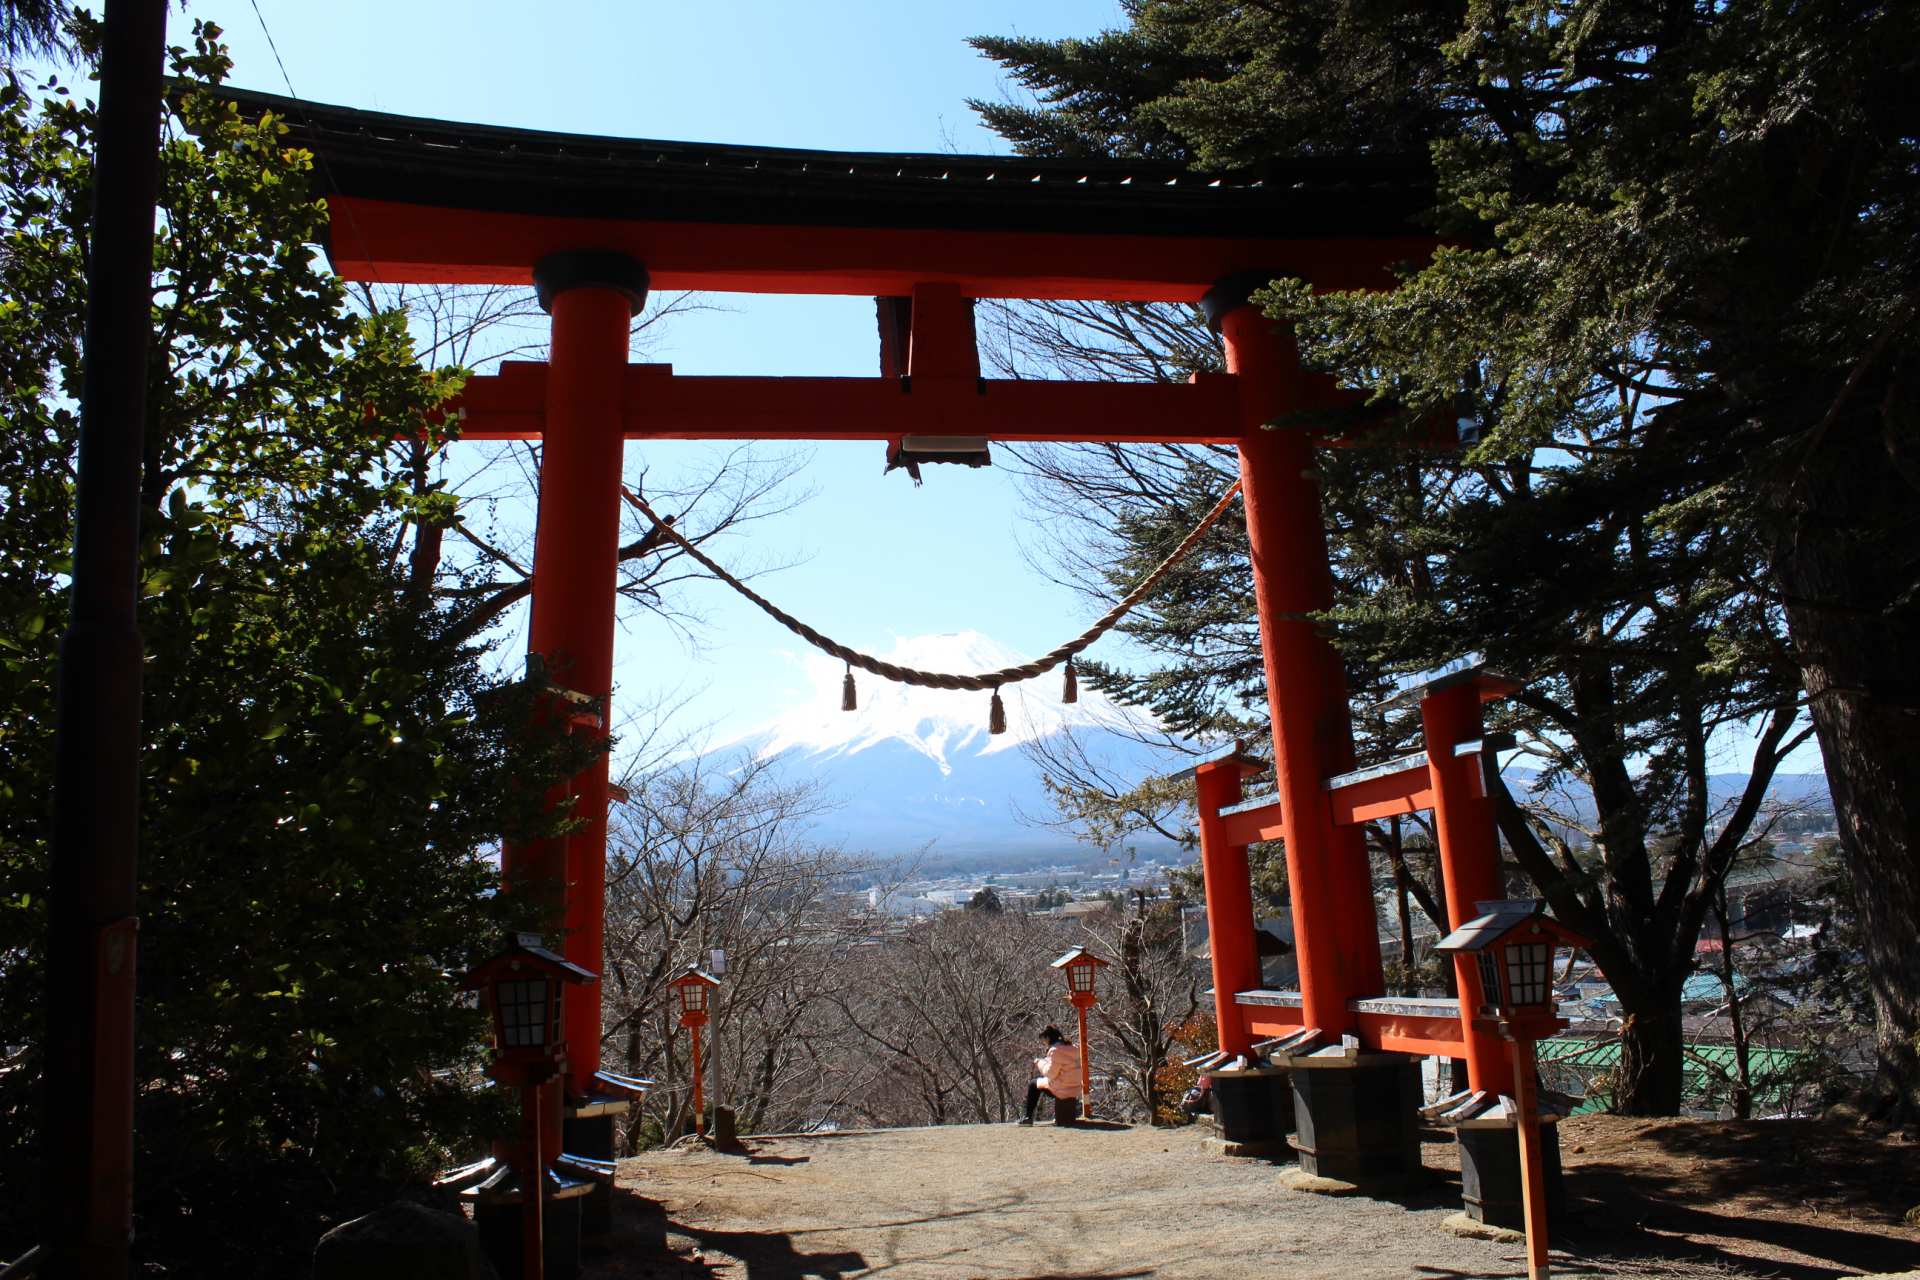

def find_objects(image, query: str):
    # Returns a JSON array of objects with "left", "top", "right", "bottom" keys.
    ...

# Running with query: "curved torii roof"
[{"left": 202, "top": 85, "right": 1437, "bottom": 301}]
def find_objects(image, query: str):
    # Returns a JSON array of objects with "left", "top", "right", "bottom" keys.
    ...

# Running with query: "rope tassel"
[
  {"left": 1062, "top": 660, "right": 1078, "bottom": 704},
  {"left": 842, "top": 665, "right": 857, "bottom": 712},
  {"left": 988, "top": 688, "right": 1007, "bottom": 736}
]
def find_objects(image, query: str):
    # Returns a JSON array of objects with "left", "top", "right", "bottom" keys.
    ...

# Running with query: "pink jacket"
[{"left": 1035, "top": 1042, "right": 1082, "bottom": 1098}]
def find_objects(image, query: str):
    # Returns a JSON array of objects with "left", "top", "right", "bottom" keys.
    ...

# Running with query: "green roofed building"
[{"left": 1540, "top": 1037, "right": 1816, "bottom": 1118}]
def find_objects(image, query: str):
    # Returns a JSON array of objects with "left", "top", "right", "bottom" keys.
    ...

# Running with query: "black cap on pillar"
[
  {"left": 533, "top": 250, "right": 650, "bottom": 316},
  {"left": 1200, "top": 270, "right": 1284, "bottom": 332}
]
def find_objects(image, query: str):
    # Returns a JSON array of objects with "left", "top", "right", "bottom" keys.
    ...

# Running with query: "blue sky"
[{"left": 189, "top": 0, "right": 1132, "bottom": 751}]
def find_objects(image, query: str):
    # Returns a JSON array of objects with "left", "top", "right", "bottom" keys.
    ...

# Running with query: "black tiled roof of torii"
[{"left": 190, "top": 83, "right": 1437, "bottom": 240}]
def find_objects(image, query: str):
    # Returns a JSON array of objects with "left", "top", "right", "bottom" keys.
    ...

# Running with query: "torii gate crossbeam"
[{"left": 451, "top": 364, "right": 1246, "bottom": 444}]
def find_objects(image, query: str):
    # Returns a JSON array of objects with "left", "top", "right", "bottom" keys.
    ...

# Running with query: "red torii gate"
[{"left": 218, "top": 84, "right": 1550, "bottom": 1235}]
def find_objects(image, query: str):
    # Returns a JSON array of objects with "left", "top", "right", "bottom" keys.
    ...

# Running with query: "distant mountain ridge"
[
  {"left": 704, "top": 631, "right": 1179, "bottom": 861},
  {"left": 1507, "top": 767, "right": 1831, "bottom": 827},
  {"left": 695, "top": 632, "right": 1832, "bottom": 868}
]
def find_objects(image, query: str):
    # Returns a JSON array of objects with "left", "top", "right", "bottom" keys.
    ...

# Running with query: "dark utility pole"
[{"left": 44, "top": 2, "right": 168, "bottom": 1275}]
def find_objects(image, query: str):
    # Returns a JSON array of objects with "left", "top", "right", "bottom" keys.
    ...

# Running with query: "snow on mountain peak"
[{"left": 733, "top": 630, "right": 1154, "bottom": 774}]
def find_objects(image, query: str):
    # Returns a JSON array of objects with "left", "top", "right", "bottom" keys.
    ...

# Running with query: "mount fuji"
[
  {"left": 701, "top": 631, "right": 1183, "bottom": 866},
  {"left": 689, "top": 631, "right": 1833, "bottom": 869}
]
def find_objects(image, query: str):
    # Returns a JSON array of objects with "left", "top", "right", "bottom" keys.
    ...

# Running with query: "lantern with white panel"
[
  {"left": 449, "top": 933, "right": 601, "bottom": 1280},
  {"left": 668, "top": 966, "right": 722, "bottom": 1137},
  {"left": 1050, "top": 946, "right": 1109, "bottom": 1120}
]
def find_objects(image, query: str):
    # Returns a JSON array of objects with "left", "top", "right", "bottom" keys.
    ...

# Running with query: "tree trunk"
[
  {"left": 1798, "top": 668, "right": 1920, "bottom": 1123},
  {"left": 1613, "top": 990, "right": 1686, "bottom": 1116},
  {"left": 1712, "top": 888, "right": 1753, "bottom": 1119},
  {"left": 1392, "top": 817, "right": 1416, "bottom": 995},
  {"left": 1771, "top": 420, "right": 1920, "bottom": 1126}
]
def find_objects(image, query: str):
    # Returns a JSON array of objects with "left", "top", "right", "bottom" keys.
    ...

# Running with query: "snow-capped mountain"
[
  {"left": 706, "top": 631, "right": 1181, "bottom": 862},
  {"left": 688, "top": 630, "right": 1834, "bottom": 866}
]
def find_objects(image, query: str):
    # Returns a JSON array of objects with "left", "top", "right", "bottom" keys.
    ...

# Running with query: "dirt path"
[
  {"left": 591, "top": 1120, "right": 1912, "bottom": 1280},
  {"left": 604, "top": 1121, "right": 1517, "bottom": 1279}
]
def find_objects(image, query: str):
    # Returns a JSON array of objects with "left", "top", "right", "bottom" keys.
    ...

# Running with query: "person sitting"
[{"left": 1018, "top": 1025, "right": 1081, "bottom": 1125}]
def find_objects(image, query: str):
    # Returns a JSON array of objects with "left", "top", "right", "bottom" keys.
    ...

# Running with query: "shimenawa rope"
[{"left": 619, "top": 480, "right": 1243, "bottom": 730}]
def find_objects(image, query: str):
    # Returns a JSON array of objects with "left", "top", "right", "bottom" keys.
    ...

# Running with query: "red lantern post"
[
  {"left": 1436, "top": 902, "right": 1586, "bottom": 1280},
  {"left": 1050, "top": 946, "right": 1109, "bottom": 1120},
  {"left": 669, "top": 967, "right": 722, "bottom": 1137},
  {"left": 461, "top": 934, "right": 597, "bottom": 1280}
]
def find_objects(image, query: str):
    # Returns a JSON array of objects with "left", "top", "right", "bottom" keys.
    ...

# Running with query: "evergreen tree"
[
  {"left": 975, "top": 0, "right": 1915, "bottom": 1117},
  {"left": 0, "top": 0, "right": 65, "bottom": 64},
  {"left": 0, "top": 24, "right": 592, "bottom": 1271}
]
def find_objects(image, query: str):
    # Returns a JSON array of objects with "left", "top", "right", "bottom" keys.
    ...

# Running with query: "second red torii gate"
[{"left": 1195, "top": 661, "right": 1522, "bottom": 1079}]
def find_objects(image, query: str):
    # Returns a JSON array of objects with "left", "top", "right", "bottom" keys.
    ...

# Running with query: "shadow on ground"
[
  {"left": 588, "top": 1183, "right": 865, "bottom": 1279},
  {"left": 1629, "top": 1118, "right": 1914, "bottom": 1222},
  {"left": 1557, "top": 1193, "right": 1913, "bottom": 1280},
  {"left": 1555, "top": 1117, "right": 1918, "bottom": 1279},
  {"left": 590, "top": 1178, "right": 1161, "bottom": 1280}
]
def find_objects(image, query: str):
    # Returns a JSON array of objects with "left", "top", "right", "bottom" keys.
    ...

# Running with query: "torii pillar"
[
  {"left": 502, "top": 252, "right": 646, "bottom": 1205},
  {"left": 1202, "top": 275, "right": 1421, "bottom": 1187}
]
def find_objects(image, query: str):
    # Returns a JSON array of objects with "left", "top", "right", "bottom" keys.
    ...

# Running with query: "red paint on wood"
[
  {"left": 325, "top": 196, "right": 1430, "bottom": 300},
  {"left": 1075, "top": 1003, "right": 1093, "bottom": 1119},
  {"left": 522, "top": 1081, "right": 545, "bottom": 1280},
  {"left": 1195, "top": 758, "right": 1260, "bottom": 1057},
  {"left": 1422, "top": 682, "right": 1508, "bottom": 1091},
  {"left": 1242, "top": 1009, "right": 1307, "bottom": 1041},
  {"left": 906, "top": 283, "right": 979, "bottom": 380},
  {"left": 516, "top": 283, "right": 630, "bottom": 1094},
  {"left": 1327, "top": 765, "right": 1438, "bottom": 825},
  {"left": 690, "top": 1023, "right": 705, "bottom": 1138},
  {"left": 1226, "top": 305, "right": 1382, "bottom": 1040},
  {"left": 1219, "top": 799, "right": 1286, "bottom": 848},
  {"left": 447, "top": 365, "right": 1244, "bottom": 444},
  {"left": 1355, "top": 1010, "right": 1469, "bottom": 1060},
  {"left": 1243, "top": 1007, "right": 1467, "bottom": 1059},
  {"left": 1510, "top": 1037, "right": 1553, "bottom": 1278}
]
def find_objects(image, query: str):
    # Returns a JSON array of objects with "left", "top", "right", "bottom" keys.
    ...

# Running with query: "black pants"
[{"left": 1024, "top": 1078, "right": 1057, "bottom": 1121}]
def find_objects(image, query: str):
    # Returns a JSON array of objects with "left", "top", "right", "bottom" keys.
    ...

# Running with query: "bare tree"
[
  {"left": 1080, "top": 894, "right": 1201, "bottom": 1122},
  {"left": 597, "top": 750, "right": 878, "bottom": 1141},
  {"left": 1019, "top": 725, "right": 1200, "bottom": 851},
  {"left": 831, "top": 910, "right": 1064, "bottom": 1127},
  {"left": 339, "top": 282, "right": 814, "bottom": 655}
]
